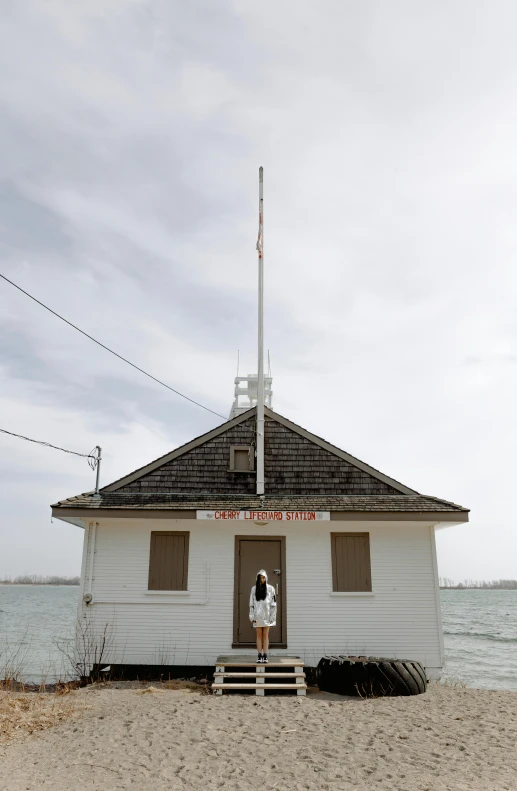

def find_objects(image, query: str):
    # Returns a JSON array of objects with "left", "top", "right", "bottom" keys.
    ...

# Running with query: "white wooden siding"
[{"left": 79, "top": 518, "right": 444, "bottom": 674}]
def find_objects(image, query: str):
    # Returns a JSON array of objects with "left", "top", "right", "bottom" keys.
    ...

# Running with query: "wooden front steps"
[
  {"left": 213, "top": 655, "right": 306, "bottom": 696},
  {"left": 217, "top": 672, "right": 305, "bottom": 678}
]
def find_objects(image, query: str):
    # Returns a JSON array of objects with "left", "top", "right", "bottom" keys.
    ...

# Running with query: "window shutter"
[
  {"left": 331, "top": 533, "right": 372, "bottom": 592},
  {"left": 148, "top": 531, "right": 190, "bottom": 591},
  {"left": 229, "top": 446, "right": 254, "bottom": 471},
  {"left": 234, "top": 448, "right": 250, "bottom": 471}
]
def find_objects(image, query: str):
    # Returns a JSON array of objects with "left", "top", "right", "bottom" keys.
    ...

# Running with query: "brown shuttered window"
[
  {"left": 331, "top": 533, "right": 372, "bottom": 592},
  {"left": 148, "top": 531, "right": 190, "bottom": 591},
  {"left": 229, "top": 445, "right": 254, "bottom": 471}
]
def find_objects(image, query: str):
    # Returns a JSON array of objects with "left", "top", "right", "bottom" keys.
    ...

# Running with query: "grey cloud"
[
  {"left": 0, "top": 324, "right": 226, "bottom": 435},
  {"left": 0, "top": 183, "right": 73, "bottom": 258}
]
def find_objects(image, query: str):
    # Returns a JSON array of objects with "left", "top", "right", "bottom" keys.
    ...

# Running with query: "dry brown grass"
[
  {"left": 0, "top": 690, "right": 79, "bottom": 743},
  {"left": 162, "top": 679, "right": 208, "bottom": 693},
  {"left": 436, "top": 676, "right": 468, "bottom": 689}
]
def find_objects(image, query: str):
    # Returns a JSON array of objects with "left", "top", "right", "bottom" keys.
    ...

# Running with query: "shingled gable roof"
[
  {"left": 51, "top": 407, "right": 469, "bottom": 517},
  {"left": 101, "top": 406, "right": 416, "bottom": 495}
]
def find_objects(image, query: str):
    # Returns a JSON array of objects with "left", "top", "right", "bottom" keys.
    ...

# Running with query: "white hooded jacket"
[{"left": 249, "top": 569, "right": 277, "bottom": 627}]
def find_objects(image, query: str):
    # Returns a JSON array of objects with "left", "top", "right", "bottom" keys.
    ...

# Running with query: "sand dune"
[{"left": 1, "top": 682, "right": 516, "bottom": 790}]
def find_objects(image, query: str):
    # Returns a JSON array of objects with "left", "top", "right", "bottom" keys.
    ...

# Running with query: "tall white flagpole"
[{"left": 256, "top": 166, "right": 265, "bottom": 496}]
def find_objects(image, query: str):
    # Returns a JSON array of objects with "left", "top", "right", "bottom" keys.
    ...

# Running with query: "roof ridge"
[{"left": 70, "top": 491, "right": 425, "bottom": 497}]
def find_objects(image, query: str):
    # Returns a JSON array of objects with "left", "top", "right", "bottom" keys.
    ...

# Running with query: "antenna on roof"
[
  {"left": 94, "top": 446, "right": 102, "bottom": 495},
  {"left": 256, "top": 166, "right": 265, "bottom": 496}
]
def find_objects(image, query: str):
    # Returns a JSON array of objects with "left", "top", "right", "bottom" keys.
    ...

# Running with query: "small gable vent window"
[
  {"left": 148, "top": 531, "right": 190, "bottom": 591},
  {"left": 229, "top": 445, "right": 254, "bottom": 472},
  {"left": 331, "top": 533, "right": 372, "bottom": 592}
]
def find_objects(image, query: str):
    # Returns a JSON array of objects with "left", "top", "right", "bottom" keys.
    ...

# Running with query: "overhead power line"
[
  {"left": 0, "top": 428, "right": 97, "bottom": 461},
  {"left": 1, "top": 273, "right": 227, "bottom": 420}
]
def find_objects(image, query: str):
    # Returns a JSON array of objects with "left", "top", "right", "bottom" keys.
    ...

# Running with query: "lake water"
[
  {"left": 440, "top": 589, "right": 517, "bottom": 691},
  {"left": 0, "top": 585, "right": 78, "bottom": 683},
  {"left": 1, "top": 586, "right": 516, "bottom": 690}
]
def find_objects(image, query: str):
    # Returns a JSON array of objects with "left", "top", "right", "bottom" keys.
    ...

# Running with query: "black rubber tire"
[
  {"left": 393, "top": 661, "right": 420, "bottom": 695},
  {"left": 405, "top": 661, "right": 426, "bottom": 693},
  {"left": 412, "top": 660, "right": 428, "bottom": 690},
  {"left": 317, "top": 655, "right": 427, "bottom": 698},
  {"left": 377, "top": 661, "right": 411, "bottom": 696}
]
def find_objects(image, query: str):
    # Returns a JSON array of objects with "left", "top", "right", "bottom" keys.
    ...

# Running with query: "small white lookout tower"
[{"left": 229, "top": 374, "right": 273, "bottom": 419}]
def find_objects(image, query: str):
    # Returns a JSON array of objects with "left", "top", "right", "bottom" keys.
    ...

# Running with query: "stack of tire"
[{"left": 317, "top": 655, "right": 427, "bottom": 697}]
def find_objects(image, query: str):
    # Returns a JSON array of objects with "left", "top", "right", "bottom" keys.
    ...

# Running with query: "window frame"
[
  {"left": 330, "top": 532, "right": 372, "bottom": 593},
  {"left": 148, "top": 530, "right": 190, "bottom": 591},
  {"left": 229, "top": 445, "right": 255, "bottom": 472}
]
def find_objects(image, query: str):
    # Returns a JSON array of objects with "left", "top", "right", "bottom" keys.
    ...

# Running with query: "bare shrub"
[
  {"left": 437, "top": 676, "right": 468, "bottom": 689},
  {"left": 0, "top": 633, "right": 33, "bottom": 691},
  {"left": 355, "top": 679, "right": 395, "bottom": 699},
  {"left": 54, "top": 618, "right": 114, "bottom": 684}
]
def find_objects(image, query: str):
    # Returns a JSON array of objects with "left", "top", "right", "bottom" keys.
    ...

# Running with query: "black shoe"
[
  {"left": 257, "top": 654, "right": 263, "bottom": 663},
  {"left": 263, "top": 654, "right": 268, "bottom": 663}
]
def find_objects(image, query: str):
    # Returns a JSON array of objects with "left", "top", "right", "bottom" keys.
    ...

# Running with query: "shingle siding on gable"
[
  {"left": 117, "top": 416, "right": 401, "bottom": 495},
  {"left": 264, "top": 419, "right": 399, "bottom": 494},
  {"left": 119, "top": 417, "right": 258, "bottom": 494}
]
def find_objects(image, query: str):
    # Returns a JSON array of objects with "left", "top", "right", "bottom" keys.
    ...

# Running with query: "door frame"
[{"left": 232, "top": 535, "right": 287, "bottom": 649}]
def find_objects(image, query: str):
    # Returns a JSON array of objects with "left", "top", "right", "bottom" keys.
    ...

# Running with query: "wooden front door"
[{"left": 233, "top": 536, "right": 287, "bottom": 648}]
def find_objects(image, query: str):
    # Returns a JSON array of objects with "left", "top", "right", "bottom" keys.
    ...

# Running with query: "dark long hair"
[{"left": 255, "top": 574, "right": 267, "bottom": 601}]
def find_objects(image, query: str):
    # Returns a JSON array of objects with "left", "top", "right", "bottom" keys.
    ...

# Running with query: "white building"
[{"left": 51, "top": 406, "right": 468, "bottom": 679}]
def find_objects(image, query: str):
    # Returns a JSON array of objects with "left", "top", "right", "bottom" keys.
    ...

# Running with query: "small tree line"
[
  {"left": 0, "top": 575, "right": 80, "bottom": 585},
  {"left": 439, "top": 577, "right": 517, "bottom": 590}
]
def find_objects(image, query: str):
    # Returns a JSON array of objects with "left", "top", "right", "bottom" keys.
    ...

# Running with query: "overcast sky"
[{"left": 1, "top": 0, "right": 516, "bottom": 582}]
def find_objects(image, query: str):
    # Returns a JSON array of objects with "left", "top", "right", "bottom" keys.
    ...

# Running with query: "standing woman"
[{"left": 249, "top": 569, "right": 277, "bottom": 663}]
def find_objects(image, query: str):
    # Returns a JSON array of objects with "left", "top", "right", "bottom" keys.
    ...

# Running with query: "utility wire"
[
  {"left": 1, "top": 273, "right": 227, "bottom": 420},
  {"left": 0, "top": 428, "right": 97, "bottom": 460}
]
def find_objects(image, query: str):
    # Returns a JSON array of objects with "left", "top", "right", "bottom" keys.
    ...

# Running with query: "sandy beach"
[{"left": 1, "top": 682, "right": 516, "bottom": 791}]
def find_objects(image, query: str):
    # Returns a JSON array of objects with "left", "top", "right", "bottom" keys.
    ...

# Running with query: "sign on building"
[{"left": 196, "top": 510, "right": 330, "bottom": 521}]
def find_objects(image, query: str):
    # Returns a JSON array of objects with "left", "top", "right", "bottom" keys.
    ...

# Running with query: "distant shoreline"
[
  {"left": 440, "top": 578, "right": 517, "bottom": 590},
  {"left": 440, "top": 586, "right": 517, "bottom": 591},
  {"left": 0, "top": 583, "right": 80, "bottom": 587}
]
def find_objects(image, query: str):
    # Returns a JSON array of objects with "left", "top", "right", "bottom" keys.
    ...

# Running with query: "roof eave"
[
  {"left": 51, "top": 505, "right": 469, "bottom": 523},
  {"left": 51, "top": 512, "right": 88, "bottom": 528}
]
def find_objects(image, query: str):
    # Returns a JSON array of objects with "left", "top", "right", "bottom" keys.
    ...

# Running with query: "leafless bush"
[
  {"left": 355, "top": 679, "right": 395, "bottom": 699},
  {"left": 54, "top": 618, "right": 114, "bottom": 684},
  {"left": 0, "top": 633, "right": 33, "bottom": 691},
  {"left": 438, "top": 675, "right": 468, "bottom": 689}
]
